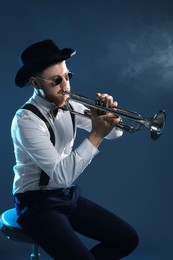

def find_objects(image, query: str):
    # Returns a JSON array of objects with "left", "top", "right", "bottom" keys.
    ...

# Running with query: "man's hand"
[{"left": 87, "top": 93, "right": 121, "bottom": 148}]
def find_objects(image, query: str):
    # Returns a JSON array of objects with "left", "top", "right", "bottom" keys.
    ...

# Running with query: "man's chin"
[{"left": 57, "top": 100, "right": 66, "bottom": 108}]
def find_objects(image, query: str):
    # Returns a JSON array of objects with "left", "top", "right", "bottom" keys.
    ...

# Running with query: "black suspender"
[
  {"left": 23, "top": 104, "right": 55, "bottom": 145},
  {"left": 22, "top": 103, "right": 75, "bottom": 189}
]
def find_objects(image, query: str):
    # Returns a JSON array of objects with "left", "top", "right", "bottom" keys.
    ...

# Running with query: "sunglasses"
[{"left": 36, "top": 72, "right": 73, "bottom": 86}]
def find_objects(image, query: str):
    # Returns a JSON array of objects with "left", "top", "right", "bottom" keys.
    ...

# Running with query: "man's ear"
[{"left": 30, "top": 77, "right": 39, "bottom": 88}]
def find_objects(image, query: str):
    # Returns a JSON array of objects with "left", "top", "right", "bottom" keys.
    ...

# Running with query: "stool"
[{"left": 0, "top": 208, "right": 40, "bottom": 259}]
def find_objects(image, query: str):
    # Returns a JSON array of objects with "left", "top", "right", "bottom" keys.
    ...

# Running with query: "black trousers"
[{"left": 14, "top": 185, "right": 139, "bottom": 260}]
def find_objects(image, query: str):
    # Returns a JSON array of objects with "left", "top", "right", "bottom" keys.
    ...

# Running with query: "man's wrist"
[{"left": 87, "top": 131, "right": 103, "bottom": 148}]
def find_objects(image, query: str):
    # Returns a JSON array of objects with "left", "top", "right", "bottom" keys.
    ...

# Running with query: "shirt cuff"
[{"left": 76, "top": 138, "right": 99, "bottom": 159}]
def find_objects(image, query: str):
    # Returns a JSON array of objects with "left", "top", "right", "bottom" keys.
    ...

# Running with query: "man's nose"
[{"left": 61, "top": 77, "right": 69, "bottom": 87}]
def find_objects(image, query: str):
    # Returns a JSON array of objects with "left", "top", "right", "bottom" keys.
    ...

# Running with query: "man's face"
[{"left": 32, "top": 61, "right": 71, "bottom": 107}]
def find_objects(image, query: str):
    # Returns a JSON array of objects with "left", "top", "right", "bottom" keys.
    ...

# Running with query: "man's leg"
[
  {"left": 18, "top": 209, "right": 95, "bottom": 260},
  {"left": 70, "top": 196, "right": 139, "bottom": 260}
]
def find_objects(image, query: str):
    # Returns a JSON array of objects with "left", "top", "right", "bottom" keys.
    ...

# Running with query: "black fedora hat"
[{"left": 15, "top": 39, "right": 76, "bottom": 87}]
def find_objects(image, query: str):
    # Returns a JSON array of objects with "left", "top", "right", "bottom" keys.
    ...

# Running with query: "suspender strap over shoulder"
[
  {"left": 22, "top": 103, "right": 75, "bottom": 190},
  {"left": 22, "top": 103, "right": 55, "bottom": 189},
  {"left": 69, "top": 104, "right": 75, "bottom": 134}
]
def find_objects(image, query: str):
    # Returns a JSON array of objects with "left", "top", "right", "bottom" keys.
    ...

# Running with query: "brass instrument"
[{"left": 63, "top": 91, "right": 166, "bottom": 140}]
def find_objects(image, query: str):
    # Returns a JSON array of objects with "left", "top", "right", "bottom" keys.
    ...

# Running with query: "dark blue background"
[{"left": 1, "top": 0, "right": 172, "bottom": 259}]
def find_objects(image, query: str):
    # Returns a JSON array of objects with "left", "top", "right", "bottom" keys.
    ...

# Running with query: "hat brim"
[{"left": 15, "top": 48, "right": 76, "bottom": 88}]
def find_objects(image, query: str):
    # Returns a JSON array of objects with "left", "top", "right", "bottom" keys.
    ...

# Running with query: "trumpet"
[{"left": 63, "top": 90, "right": 166, "bottom": 140}]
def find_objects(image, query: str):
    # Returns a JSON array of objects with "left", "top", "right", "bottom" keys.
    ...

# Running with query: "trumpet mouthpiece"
[{"left": 62, "top": 89, "right": 70, "bottom": 95}]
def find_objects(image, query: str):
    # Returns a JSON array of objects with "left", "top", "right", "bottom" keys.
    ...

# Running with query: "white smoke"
[{"left": 101, "top": 24, "right": 173, "bottom": 95}]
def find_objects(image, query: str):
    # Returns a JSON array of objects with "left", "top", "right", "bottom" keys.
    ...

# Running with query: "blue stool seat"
[{"left": 0, "top": 208, "right": 40, "bottom": 259}]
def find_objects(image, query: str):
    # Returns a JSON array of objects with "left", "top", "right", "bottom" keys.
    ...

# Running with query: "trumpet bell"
[{"left": 150, "top": 110, "right": 166, "bottom": 140}]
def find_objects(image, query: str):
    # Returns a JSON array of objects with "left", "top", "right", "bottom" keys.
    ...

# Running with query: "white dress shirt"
[{"left": 11, "top": 91, "right": 123, "bottom": 194}]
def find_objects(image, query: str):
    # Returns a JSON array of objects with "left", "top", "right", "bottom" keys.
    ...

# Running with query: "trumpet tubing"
[{"left": 63, "top": 91, "right": 166, "bottom": 140}]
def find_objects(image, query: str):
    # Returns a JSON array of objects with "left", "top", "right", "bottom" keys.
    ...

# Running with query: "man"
[{"left": 12, "top": 39, "right": 139, "bottom": 259}]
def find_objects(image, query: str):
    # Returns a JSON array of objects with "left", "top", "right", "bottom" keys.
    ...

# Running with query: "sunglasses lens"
[
  {"left": 54, "top": 77, "right": 62, "bottom": 85},
  {"left": 54, "top": 72, "right": 73, "bottom": 85},
  {"left": 68, "top": 72, "right": 73, "bottom": 80}
]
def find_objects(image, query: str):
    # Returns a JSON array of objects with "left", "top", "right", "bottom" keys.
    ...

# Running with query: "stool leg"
[{"left": 30, "top": 243, "right": 40, "bottom": 260}]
